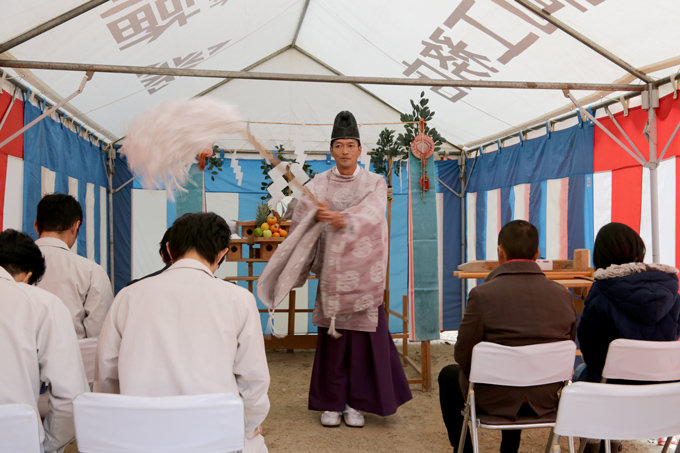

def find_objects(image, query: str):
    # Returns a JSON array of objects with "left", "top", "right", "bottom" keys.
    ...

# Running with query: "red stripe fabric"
[
  {"left": 0, "top": 153, "right": 6, "bottom": 228},
  {"left": 0, "top": 90, "right": 24, "bottom": 159},
  {"left": 610, "top": 166, "right": 643, "bottom": 233},
  {"left": 593, "top": 103, "right": 648, "bottom": 173},
  {"left": 677, "top": 158, "right": 680, "bottom": 273},
  {"left": 657, "top": 93, "right": 680, "bottom": 159},
  {"left": 0, "top": 90, "right": 24, "bottom": 228}
]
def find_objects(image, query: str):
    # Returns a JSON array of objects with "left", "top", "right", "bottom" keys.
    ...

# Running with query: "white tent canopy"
[{"left": 2, "top": 0, "right": 679, "bottom": 151}]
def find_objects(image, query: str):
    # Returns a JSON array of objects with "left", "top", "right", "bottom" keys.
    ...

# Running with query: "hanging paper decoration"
[
  {"left": 266, "top": 161, "right": 310, "bottom": 211},
  {"left": 230, "top": 150, "right": 243, "bottom": 186},
  {"left": 293, "top": 126, "right": 306, "bottom": 165},
  {"left": 357, "top": 124, "right": 371, "bottom": 169}
]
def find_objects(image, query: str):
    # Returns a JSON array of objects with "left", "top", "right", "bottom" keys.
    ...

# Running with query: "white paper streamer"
[
  {"left": 267, "top": 162, "right": 288, "bottom": 210},
  {"left": 293, "top": 126, "right": 306, "bottom": 165},
  {"left": 230, "top": 150, "right": 243, "bottom": 186}
]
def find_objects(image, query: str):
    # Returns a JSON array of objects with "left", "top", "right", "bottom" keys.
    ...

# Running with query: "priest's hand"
[{"left": 315, "top": 203, "right": 346, "bottom": 228}]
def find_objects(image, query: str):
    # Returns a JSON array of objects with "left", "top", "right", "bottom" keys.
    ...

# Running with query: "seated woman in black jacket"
[{"left": 575, "top": 222, "right": 680, "bottom": 383}]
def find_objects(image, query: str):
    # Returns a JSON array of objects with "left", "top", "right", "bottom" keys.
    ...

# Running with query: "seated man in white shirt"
[
  {"left": 97, "top": 212, "right": 271, "bottom": 452},
  {"left": 35, "top": 193, "right": 113, "bottom": 339},
  {"left": 0, "top": 229, "right": 89, "bottom": 453}
]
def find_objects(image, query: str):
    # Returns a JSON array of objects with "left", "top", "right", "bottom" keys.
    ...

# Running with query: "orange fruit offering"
[
  {"left": 272, "top": 232, "right": 280, "bottom": 237},
  {"left": 267, "top": 215, "right": 277, "bottom": 225},
  {"left": 279, "top": 229, "right": 288, "bottom": 237},
  {"left": 270, "top": 223, "right": 280, "bottom": 233}
]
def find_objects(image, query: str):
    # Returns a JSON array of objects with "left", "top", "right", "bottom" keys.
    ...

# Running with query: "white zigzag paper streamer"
[
  {"left": 266, "top": 161, "right": 310, "bottom": 210},
  {"left": 293, "top": 127, "right": 306, "bottom": 165},
  {"left": 230, "top": 150, "right": 243, "bottom": 186},
  {"left": 267, "top": 163, "right": 288, "bottom": 210},
  {"left": 287, "top": 162, "right": 310, "bottom": 199},
  {"left": 358, "top": 124, "right": 371, "bottom": 169}
]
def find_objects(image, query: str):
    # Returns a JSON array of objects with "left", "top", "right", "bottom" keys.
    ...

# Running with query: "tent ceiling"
[{"left": 2, "top": 0, "right": 679, "bottom": 151}]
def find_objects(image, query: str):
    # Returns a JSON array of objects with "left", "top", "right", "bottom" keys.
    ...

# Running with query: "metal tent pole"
[
  {"left": 106, "top": 146, "right": 116, "bottom": 285},
  {"left": 0, "top": 71, "right": 93, "bottom": 150},
  {"left": 458, "top": 153, "right": 467, "bottom": 321},
  {"left": 0, "top": 59, "right": 643, "bottom": 92},
  {"left": 644, "top": 84, "right": 661, "bottom": 263}
]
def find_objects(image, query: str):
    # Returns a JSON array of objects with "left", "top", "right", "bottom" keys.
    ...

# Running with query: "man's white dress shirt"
[
  {"left": 0, "top": 266, "right": 89, "bottom": 452},
  {"left": 96, "top": 258, "right": 270, "bottom": 449},
  {"left": 36, "top": 237, "right": 113, "bottom": 338}
]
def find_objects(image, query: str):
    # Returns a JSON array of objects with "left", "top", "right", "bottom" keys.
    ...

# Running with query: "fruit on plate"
[
  {"left": 273, "top": 232, "right": 280, "bottom": 237},
  {"left": 279, "top": 229, "right": 288, "bottom": 237},
  {"left": 270, "top": 223, "right": 280, "bottom": 233},
  {"left": 253, "top": 227, "right": 263, "bottom": 237},
  {"left": 260, "top": 222, "right": 270, "bottom": 231},
  {"left": 262, "top": 229, "right": 273, "bottom": 238},
  {"left": 267, "top": 215, "right": 277, "bottom": 225}
]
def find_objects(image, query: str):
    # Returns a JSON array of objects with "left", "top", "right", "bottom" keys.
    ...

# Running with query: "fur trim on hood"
[{"left": 594, "top": 262, "right": 679, "bottom": 280}]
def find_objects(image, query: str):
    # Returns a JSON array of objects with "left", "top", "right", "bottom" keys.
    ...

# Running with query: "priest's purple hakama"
[
  {"left": 309, "top": 305, "right": 412, "bottom": 415},
  {"left": 258, "top": 165, "right": 412, "bottom": 416}
]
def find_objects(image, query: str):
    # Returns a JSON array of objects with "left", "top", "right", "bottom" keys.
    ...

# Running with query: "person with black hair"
[
  {"left": 576, "top": 222, "right": 680, "bottom": 383},
  {"left": 0, "top": 229, "right": 89, "bottom": 452},
  {"left": 35, "top": 193, "right": 113, "bottom": 339},
  {"left": 0, "top": 228, "right": 46, "bottom": 284},
  {"left": 125, "top": 227, "right": 174, "bottom": 286},
  {"left": 439, "top": 220, "right": 577, "bottom": 453},
  {"left": 97, "top": 212, "right": 270, "bottom": 452}
]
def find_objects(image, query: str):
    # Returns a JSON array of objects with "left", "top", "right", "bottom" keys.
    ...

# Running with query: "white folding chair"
[
  {"left": 78, "top": 338, "right": 98, "bottom": 387},
  {"left": 554, "top": 381, "right": 680, "bottom": 453},
  {"left": 601, "top": 338, "right": 680, "bottom": 453},
  {"left": 602, "top": 338, "right": 680, "bottom": 383},
  {"left": 459, "top": 340, "right": 577, "bottom": 453},
  {"left": 73, "top": 393, "right": 244, "bottom": 453},
  {"left": 0, "top": 403, "right": 42, "bottom": 453}
]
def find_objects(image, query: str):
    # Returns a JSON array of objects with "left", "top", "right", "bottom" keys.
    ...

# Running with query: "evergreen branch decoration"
[
  {"left": 397, "top": 91, "right": 445, "bottom": 153},
  {"left": 205, "top": 144, "right": 225, "bottom": 181},
  {"left": 368, "top": 92, "right": 446, "bottom": 181},
  {"left": 368, "top": 128, "right": 406, "bottom": 177}
]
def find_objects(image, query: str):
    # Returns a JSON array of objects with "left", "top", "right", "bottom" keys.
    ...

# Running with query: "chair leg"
[
  {"left": 576, "top": 438, "right": 587, "bottom": 453},
  {"left": 661, "top": 436, "right": 673, "bottom": 453},
  {"left": 604, "top": 439, "right": 610, "bottom": 453},
  {"left": 458, "top": 405, "right": 469, "bottom": 453},
  {"left": 469, "top": 417, "right": 479, "bottom": 453},
  {"left": 544, "top": 428, "right": 557, "bottom": 453},
  {"left": 469, "top": 392, "right": 479, "bottom": 453}
]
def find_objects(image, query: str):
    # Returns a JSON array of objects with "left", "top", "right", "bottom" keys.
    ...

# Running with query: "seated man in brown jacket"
[{"left": 439, "top": 220, "right": 577, "bottom": 453}]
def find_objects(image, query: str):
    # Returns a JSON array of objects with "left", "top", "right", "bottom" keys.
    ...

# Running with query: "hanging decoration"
[
  {"left": 410, "top": 118, "right": 435, "bottom": 199},
  {"left": 197, "top": 147, "right": 213, "bottom": 212},
  {"left": 230, "top": 150, "right": 243, "bottom": 186}
]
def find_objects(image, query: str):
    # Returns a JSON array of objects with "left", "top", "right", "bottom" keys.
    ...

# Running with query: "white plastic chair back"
[
  {"left": 554, "top": 381, "right": 680, "bottom": 440},
  {"left": 469, "top": 340, "right": 576, "bottom": 386},
  {"left": 74, "top": 393, "right": 244, "bottom": 453},
  {"left": 0, "top": 403, "right": 42, "bottom": 453},
  {"left": 602, "top": 338, "right": 680, "bottom": 382},
  {"left": 78, "top": 338, "right": 98, "bottom": 385}
]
